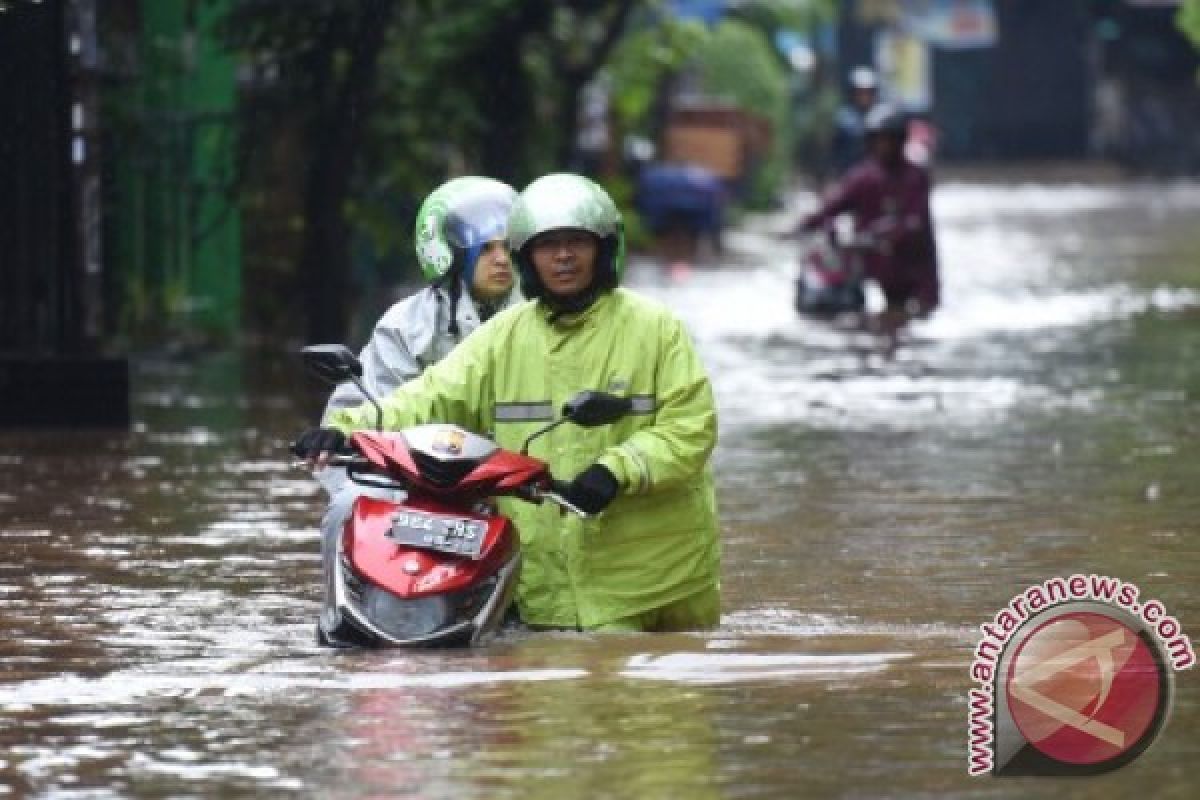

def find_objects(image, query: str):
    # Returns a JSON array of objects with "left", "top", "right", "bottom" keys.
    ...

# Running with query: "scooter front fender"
[{"left": 327, "top": 546, "right": 521, "bottom": 648}]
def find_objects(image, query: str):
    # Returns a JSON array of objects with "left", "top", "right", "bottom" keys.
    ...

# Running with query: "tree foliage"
[
  {"left": 607, "top": 17, "right": 709, "bottom": 132},
  {"left": 223, "top": 0, "right": 637, "bottom": 341},
  {"left": 221, "top": 0, "right": 831, "bottom": 339},
  {"left": 695, "top": 21, "right": 788, "bottom": 119},
  {"left": 694, "top": 20, "right": 792, "bottom": 206},
  {"left": 1179, "top": 0, "right": 1200, "bottom": 60}
]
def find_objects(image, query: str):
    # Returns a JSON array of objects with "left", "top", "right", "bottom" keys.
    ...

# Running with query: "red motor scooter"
[
  {"left": 793, "top": 216, "right": 900, "bottom": 320},
  {"left": 793, "top": 227, "right": 869, "bottom": 319},
  {"left": 298, "top": 345, "right": 630, "bottom": 648}
]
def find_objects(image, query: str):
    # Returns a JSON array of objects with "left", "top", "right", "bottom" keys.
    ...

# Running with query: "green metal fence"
[{"left": 105, "top": 0, "right": 241, "bottom": 345}]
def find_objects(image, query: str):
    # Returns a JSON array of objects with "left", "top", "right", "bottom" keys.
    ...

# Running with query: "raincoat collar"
[
  {"left": 538, "top": 289, "right": 615, "bottom": 329},
  {"left": 435, "top": 281, "right": 519, "bottom": 331}
]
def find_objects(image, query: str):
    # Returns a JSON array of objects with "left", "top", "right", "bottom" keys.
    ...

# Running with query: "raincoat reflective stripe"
[
  {"left": 329, "top": 289, "right": 721, "bottom": 629},
  {"left": 629, "top": 395, "right": 655, "bottom": 414},
  {"left": 495, "top": 402, "right": 555, "bottom": 422}
]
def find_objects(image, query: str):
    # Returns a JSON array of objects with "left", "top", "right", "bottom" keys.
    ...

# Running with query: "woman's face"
[
  {"left": 470, "top": 239, "right": 515, "bottom": 301},
  {"left": 529, "top": 229, "right": 598, "bottom": 298}
]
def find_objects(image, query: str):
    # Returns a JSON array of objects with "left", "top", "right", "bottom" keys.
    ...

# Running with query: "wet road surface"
[{"left": 2, "top": 180, "right": 1199, "bottom": 798}]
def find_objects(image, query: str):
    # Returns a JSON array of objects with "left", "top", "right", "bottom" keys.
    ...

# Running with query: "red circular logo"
[{"left": 1005, "top": 611, "right": 1163, "bottom": 766}]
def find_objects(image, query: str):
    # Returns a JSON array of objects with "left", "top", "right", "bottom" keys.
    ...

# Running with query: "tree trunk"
[
  {"left": 476, "top": 42, "right": 533, "bottom": 183},
  {"left": 551, "top": 0, "right": 638, "bottom": 170},
  {"left": 556, "top": 76, "right": 586, "bottom": 169},
  {"left": 473, "top": 1, "right": 552, "bottom": 183},
  {"left": 298, "top": 1, "right": 393, "bottom": 344}
]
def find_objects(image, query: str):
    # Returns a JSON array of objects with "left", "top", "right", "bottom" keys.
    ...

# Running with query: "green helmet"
[
  {"left": 508, "top": 173, "right": 625, "bottom": 300},
  {"left": 414, "top": 176, "right": 518, "bottom": 283}
]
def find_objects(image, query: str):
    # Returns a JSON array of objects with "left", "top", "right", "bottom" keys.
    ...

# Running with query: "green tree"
[
  {"left": 606, "top": 3, "right": 835, "bottom": 211},
  {"left": 225, "top": 0, "right": 641, "bottom": 341},
  {"left": 1179, "top": 0, "right": 1200, "bottom": 60},
  {"left": 607, "top": 16, "right": 709, "bottom": 134},
  {"left": 225, "top": 0, "right": 400, "bottom": 342},
  {"left": 694, "top": 19, "right": 791, "bottom": 206}
]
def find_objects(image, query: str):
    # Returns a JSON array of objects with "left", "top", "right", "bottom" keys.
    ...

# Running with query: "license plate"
[{"left": 387, "top": 511, "right": 488, "bottom": 559}]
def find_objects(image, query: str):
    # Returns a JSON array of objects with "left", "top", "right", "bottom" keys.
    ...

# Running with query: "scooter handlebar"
[{"left": 292, "top": 437, "right": 588, "bottom": 516}]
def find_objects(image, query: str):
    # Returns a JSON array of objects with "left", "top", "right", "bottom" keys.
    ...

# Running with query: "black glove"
[
  {"left": 290, "top": 427, "right": 347, "bottom": 460},
  {"left": 553, "top": 464, "right": 619, "bottom": 514}
]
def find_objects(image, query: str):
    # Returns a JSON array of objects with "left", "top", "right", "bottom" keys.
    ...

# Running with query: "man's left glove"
[
  {"left": 553, "top": 464, "right": 619, "bottom": 514},
  {"left": 290, "top": 427, "right": 347, "bottom": 461}
]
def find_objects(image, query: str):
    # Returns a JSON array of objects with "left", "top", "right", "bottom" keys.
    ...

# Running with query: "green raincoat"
[{"left": 328, "top": 288, "right": 720, "bottom": 629}]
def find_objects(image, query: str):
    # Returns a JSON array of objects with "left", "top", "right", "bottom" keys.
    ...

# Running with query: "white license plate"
[{"left": 387, "top": 511, "right": 487, "bottom": 558}]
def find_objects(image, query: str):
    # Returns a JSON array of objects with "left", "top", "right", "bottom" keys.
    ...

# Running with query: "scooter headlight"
[{"left": 363, "top": 587, "right": 453, "bottom": 639}]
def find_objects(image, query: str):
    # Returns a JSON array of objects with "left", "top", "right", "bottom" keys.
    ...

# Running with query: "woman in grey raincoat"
[
  {"left": 322, "top": 176, "right": 523, "bottom": 419},
  {"left": 314, "top": 176, "right": 521, "bottom": 644}
]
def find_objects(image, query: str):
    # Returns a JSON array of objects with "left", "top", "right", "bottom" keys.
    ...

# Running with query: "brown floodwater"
[{"left": 2, "top": 180, "right": 1199, "bottom": 798}]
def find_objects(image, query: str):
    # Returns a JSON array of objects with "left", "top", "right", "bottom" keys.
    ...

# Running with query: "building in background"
[
  {"left": 0, "top": 0, "right": 243, "bottom": 427},
  {"left": 1089, "top": 0, "right": 1200, "bottom": 172},
  {"left": 0, "top": 0, "right": 128, "bottom": 427},
  {"left": 837, "top": 0, "right": 1199, "bottom": 168}
]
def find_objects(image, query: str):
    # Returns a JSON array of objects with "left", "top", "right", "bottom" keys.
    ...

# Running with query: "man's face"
[
  {"left": 529, "top": 229, "right": 598, "bottom": 297},
  {"left": 470, "top": 239, "right": 514, "bottom": 301}
]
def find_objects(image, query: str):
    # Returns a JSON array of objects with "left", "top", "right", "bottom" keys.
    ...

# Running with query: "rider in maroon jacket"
[{"left": 801, "top": 104, "right": 940, "bottom": 317}]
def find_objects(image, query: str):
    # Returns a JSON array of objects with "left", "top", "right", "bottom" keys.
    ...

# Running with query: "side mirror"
[
  {"left": 563, "top": 391, "right": 632, "bottom": 427},
  {"left": 521, "top": 390, "right": 633, "bottom": 454},
  {"left": 300, "top": 344, "right": 383, "bottom": 432},
  {"left": 301, "top": 344, "right": 363, "bottom": 385}
]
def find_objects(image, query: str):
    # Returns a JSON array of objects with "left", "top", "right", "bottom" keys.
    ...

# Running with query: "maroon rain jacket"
[{"left": 803, "top": 157, "right": 940, "bottom": 311}]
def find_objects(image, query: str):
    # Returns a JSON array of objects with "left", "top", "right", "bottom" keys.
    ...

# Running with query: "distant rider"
[
  {"left": 296, "top": 174, "right": 722, "bottom": 633},
  {"left": 829, "top": 66, "right": 881, "bottom": 179},
  {"left": 800, "top": 104, "right": 940, "bottom": 318}
]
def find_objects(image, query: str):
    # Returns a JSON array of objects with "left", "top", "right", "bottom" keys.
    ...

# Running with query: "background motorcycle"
[{"left": 793, "top": 227, "right": 871, "bottom": 319}]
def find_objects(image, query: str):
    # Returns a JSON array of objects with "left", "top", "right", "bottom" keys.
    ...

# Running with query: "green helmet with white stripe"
[
  {"left": 508, "top": 173, "right": 625, "bottom": 300},
  {"left": 414, "top": 176, "right": 517, "bottom": 284}
]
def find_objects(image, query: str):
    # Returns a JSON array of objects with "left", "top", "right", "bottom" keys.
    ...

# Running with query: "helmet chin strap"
[{"left": 432, "top": 262, "right": 464, "bottom": 338}]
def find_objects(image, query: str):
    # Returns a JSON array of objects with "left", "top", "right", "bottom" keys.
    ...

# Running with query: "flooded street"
[{"left": 2, "top": 180, "right": 1199, "bottom": 798}]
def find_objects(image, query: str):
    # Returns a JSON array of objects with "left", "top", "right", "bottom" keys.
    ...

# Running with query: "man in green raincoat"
[{"left": 294, "top": 173, "right": 720, "bottom": 631}]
